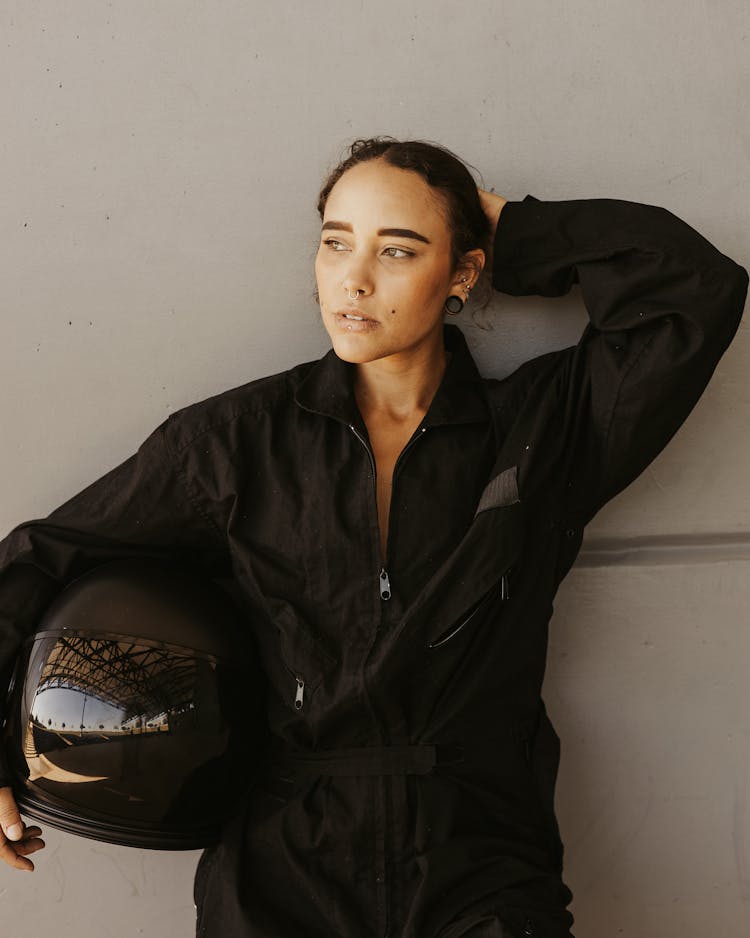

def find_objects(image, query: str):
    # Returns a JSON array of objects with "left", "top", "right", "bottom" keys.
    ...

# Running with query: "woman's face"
[{"left": 315, "top": 159, "right": 467, "bottom": 366}]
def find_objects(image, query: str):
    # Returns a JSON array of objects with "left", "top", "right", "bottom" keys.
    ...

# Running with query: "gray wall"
[{"left": 2, "top": 2, "right": 748, "bottom": 935}]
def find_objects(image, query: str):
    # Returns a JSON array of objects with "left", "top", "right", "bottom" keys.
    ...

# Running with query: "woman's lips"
[{"left": 333, "top": 309, "right": 379, "bottom": 332}]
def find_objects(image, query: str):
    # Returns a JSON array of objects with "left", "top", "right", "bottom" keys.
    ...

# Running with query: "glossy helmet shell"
[{"left": 1, "top": 559, "right": 267, "bottom": 849}]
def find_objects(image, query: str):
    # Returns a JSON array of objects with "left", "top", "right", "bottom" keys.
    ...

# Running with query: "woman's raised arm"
[{"left": 482, "top": 192, "right": 748, "bottom": 528}]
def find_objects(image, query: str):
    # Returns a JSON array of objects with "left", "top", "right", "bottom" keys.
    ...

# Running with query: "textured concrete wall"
[{"left": 1, "top": 2, "right": 748, "bottom": 935}]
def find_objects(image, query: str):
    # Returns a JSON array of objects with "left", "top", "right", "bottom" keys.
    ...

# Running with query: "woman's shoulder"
[{"left": 159, "top": 355, "right": 321, "bottom": 453}]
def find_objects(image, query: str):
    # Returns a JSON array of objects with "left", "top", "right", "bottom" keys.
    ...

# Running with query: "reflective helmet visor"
[{"left": 2, "top": 560, "right": 265, "bottom": 849}]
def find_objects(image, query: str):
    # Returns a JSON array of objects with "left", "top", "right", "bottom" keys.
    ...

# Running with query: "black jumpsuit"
[{"left": 0, "top": 195, "right": 747, "bottom": 937}]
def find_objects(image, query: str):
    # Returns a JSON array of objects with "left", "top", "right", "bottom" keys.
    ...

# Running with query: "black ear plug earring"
[{"left": 444, "top": 277, "right": 471, "bottom": 315}]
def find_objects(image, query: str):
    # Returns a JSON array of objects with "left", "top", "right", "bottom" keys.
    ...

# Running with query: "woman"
[{"left": 0, "top": 138, "right": 747, "bottom": 937}]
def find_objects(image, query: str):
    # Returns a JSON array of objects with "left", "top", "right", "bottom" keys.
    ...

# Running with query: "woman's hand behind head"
[{"left": 477, "top": 188, "right": 509, "bottom": 241}]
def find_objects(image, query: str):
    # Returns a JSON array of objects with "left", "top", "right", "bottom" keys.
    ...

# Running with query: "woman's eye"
[{"left": 321, "top": 240, "right": 412, "bottom": 258}]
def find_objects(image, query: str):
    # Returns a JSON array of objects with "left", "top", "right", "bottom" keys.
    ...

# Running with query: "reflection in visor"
[
  {"left": 26, "top": 750, "right": 109, "bottom": 785},
  {"left": 2, "top": 559, "right": 267, "bottom": 849},
  {"left": 27, "top": 633, "right": 218, "bottom": 735},
  {"left": 15, "top": 632, "right": 241, "bottom": 826}
]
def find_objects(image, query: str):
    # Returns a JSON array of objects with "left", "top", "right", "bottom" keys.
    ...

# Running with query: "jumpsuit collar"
[{"left": 293, "top": 323, "right": 490, "bottom": 429}]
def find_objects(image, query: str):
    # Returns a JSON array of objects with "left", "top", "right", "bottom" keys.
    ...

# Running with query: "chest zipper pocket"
[
  {"left": 280, "top": 651, "right": 332, "bottom": 713},
  {"left": 275, "top": 606, "right": 338, "bottom": 713},
  {"left": 279, "top": 645, "right": 336, "bottom": 713},
  {"left": 427, "top": 570, "right": 511, "bottom": 650},
  {"left": 281, "top": 666, "right": 307, "bottom": 711}
]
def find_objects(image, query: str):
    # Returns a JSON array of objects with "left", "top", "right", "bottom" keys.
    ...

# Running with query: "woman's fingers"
[
  {"left": 0, "top": 825, "right": 46, "bottom": 871},
  {"left": 0, "top": 835, "right": 36, "bottom": 871},
  {"left": 0, "top": 785, "right": 24, "bottom": 843},
  {"left": 13, "top": 834, "right": 46, "bottom": 857},
  {"left": 0, "top": 787, "right": 46, "bottom": 871},
  {"left": 477, "top": 187, "right": 508, "bottom": 240}
]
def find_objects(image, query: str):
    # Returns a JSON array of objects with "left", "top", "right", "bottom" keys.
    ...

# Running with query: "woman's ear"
[{"left": 452, "top": 249, "right": 486, "bottom": 292}]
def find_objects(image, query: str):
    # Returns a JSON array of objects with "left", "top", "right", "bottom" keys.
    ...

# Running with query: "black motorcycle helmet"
[{"left": 1, "top": 558, "right": 267, "bottom": 849}]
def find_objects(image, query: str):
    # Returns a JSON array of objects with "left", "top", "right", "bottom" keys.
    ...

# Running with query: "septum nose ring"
[{"left": 347, "top": 289, "right": 362, "bottom": 301}]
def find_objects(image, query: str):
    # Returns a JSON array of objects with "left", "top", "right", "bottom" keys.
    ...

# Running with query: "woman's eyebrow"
[{"left": 321, "top": 221, "right": 431, "bottom": 244}]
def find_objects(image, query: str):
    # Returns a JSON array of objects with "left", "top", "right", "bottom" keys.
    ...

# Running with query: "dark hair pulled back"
[{"left": 317, "top": 137, "right": 492, "bottom": 275}]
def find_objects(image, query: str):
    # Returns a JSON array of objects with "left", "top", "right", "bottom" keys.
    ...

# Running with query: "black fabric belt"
[{"left": 263, "top": 740, "right": 467, "bottom": 777}]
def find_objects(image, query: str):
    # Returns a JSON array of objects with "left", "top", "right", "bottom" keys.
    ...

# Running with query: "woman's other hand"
[
  {"left": 0, "top": 787, "right": 45, "bottom": 871},
  {"left": 477, "top": 188, "right": 508, "bottom": 241}
]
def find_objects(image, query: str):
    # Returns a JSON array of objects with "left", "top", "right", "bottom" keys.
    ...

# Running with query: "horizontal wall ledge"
[{"left": 577, "top": 531, "right": 750, "bottom": 567}]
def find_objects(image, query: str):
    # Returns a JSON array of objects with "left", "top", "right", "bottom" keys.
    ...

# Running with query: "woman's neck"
[{"left": 354, "top": 344, "right": 451, "bottom": 425}]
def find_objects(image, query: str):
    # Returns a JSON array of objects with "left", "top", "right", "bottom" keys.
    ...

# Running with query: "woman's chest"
[{"left": 226, "top": 417, "right": 499, "bottom": 628}]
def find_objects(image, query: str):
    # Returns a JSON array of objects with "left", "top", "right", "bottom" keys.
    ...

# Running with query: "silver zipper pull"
[
  {"left": 379, "top": 568, "right": 391, "bottom": 601},
  {"left": 501, "top": 573, "right": 509, "bottom": 601},
  {"left": 294, "top": 676, "right": 305, "bottom": 710}
]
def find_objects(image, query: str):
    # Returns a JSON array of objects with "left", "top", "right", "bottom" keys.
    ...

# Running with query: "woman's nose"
[{"left": 342, "top": 256, "right": 374, "bottom": 297}]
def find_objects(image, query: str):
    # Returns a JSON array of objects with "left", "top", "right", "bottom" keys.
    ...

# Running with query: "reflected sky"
[
  {"left": 29, "top": 686, "right": 163, "bottom": 731},
  {"left": 23, "top": 634, "right": 205, "bottom": 735}
]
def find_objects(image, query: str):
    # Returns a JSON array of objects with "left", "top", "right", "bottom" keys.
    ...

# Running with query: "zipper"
[
  {"left": 281, "top": 661, "right": 307, "bottom": 711},
  {"left": 347, "top": 419, "right": 426, "bottom": 938},
  {"left": 348, "top": 422, "right": 428, "bottom": 603},
  {"left": 293, "top": 675, "right": 305, "bottom": 710},
  {"left": 427, "top": 571, "right": 510, "bottom": 649},
  {"left": 281, "top": 639, "right": 336, "bottom": 710}
]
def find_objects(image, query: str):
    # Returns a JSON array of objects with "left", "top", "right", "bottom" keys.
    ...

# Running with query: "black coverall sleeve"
[
  {"left": 491, "top": 194, "right": 749, "bottom": 525},
  {"left": 0, "top": 417, "right": 225, "bottom": 784}
]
